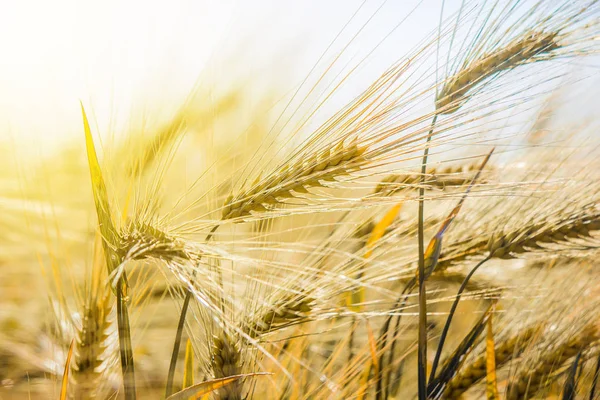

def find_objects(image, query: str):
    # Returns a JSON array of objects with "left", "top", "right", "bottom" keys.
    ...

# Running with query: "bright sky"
[{"left": 0, "top": 0, "right": 463, "bottom": 156}]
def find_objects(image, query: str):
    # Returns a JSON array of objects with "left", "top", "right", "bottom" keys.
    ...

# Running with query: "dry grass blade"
[
  {"left": 485, "top": 314, "right": 499, "bottom": 400},
  {"left": 82, "top": 103, "right": 120, "bottom": 275},
  {"left": 183, "top": 339, "right": 194, "bottom": 392},
  {"left": 166, "top": 373, "right": 271, "bottom": 400},
  {"left": 82, "top": 103, "right": 136, "bottom": 400},
  {"left": 60, "top": 339, "right": 75, "bottom": 400},
  {"left": 347, "top": 203, "right": 402, "bottom": 313}
]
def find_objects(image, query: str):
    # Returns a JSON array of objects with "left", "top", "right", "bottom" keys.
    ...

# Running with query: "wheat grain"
[
  {"left": 438, "top": 207, "right": 600, "bottom": 272},
  {"left": 118, "top": 221, "right": 195, "bottom": 263}
]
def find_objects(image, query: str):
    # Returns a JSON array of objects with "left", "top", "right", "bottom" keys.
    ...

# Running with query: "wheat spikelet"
[
  {"left": 437, "top": 206, "right": 600, "bottom": 272},
  {"left": 373, "top": 160, "right": 492, "bottom": 196},
  {"left": 506, "top": 324, "right": 600, "bottom": 400},
  {"left": 443, "top": 324, "right": 541, "bottom": 399},
  {"left": 118, "top": 221, "right": 196, "bottom": 263},
  {"left": 222, "top": 140, "right": 366, "bottom": 220},
  {"left": 211, "top": 333, "right": 243, "bottom": 400},
  {"left": 72, "top": 291, "right": 113, "bottom": 399},
  {"left": 245, "top": 293, "right": 313, "bottom": 338},
  {"left": 437, "top": 31, "right": 560, "bottom": 114}
]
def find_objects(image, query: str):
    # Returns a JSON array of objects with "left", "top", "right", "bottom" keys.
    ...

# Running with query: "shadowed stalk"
[
  {"left": 563, "top": 352, "right": 582, "bottom": 400},
  {"left": 116, "top": 285, "right": 135, "bottom": 400},
  {"left": 428, "top": 255, "right": 492, "bottom": 385},
  {"left": 417, "top": 113, "right": 438, "bottom": 399},
  {"left": 165, "top": 224, "right": 219, "bottom": 397},
  {"left": 375, "top": 278, "right": 416, "bottom": 400}
]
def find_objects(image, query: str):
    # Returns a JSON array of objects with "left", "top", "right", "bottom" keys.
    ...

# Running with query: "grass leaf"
[
  {"left": 81, "top": 102, "right": 119, "bottom": 274},
  {"left": 166, "top": 373, "right": 271, "bottom": 400},
  {"left": 60, "top": 339, "right": 75, "bottom": 400},
  {"left": 183, "top": 339, "right": 194, "bottom": 392},
  {"left": 486, "top": 312, "right": 500, "bottom": 400},
  {"left": 81, "top": 103, "right": 136, "bottom": 399}
]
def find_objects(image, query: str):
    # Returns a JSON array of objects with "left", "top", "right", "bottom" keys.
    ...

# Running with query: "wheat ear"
[
  {"left": 437, "top": 30, "right": 559, "bottom": 114},
  {"left": 222, "top": 140, "right": 366, "bottom": 220},
  {"left": 506, "top": 324, "right": 599, "bottom": 400},
  {"left": 72, "top": 291, "right": 112, "bottom": 399},
  {"left": 245, "top": 294, "right": 313, "bottom": 338},
  {"left": 118, "top": 221, "right": 196, "bottom": 263},
  {"left": 438, "top": 209, "right": 600, "bottom": 272},
  {"left": 211, "top": 333, "right": 243, "bottom": 400},
  {"left": 373, "top": 160, "right": 491, "bottom": 196}
]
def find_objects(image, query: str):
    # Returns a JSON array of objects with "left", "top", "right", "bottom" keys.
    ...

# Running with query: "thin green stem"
[
  {"left": 116, "top": 277, "right": 136, "bottom": 400},
  {"left": 375, "top": 278, "right": 415, "bottom": 400},
  {"left": 428, "top": 255, "right": 491, "bottom": 385},
  {"left": 417, "top": 113, "right": 438, "bottom": 400},
  {"left": 165, "top": 225, "right": 220, "bottom": 397}
]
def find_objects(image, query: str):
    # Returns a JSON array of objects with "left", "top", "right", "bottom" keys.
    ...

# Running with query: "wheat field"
[{"left": 1, "top": 0, "right": 600, "bottom": 399}]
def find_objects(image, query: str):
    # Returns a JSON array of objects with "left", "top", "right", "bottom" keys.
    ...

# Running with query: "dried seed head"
[
  {"left": 118, "top": 221, "right": 194, "bottom": 263},
  {"left": 72, "top": 292, "right": 113, "bottom": 399},
  {"left": 245, "top": 294, "right": 313, "bottom": 338},
  {"left": 437, "top": 31, "right": 560, "bottom": 114},
  {"left": 374, "top": 161, "right": 491, "bottom": 196},
  {"left": 222, "top": 140, "right": 367, "bottom": 220},
  {"left": 211, "top": 333, "right": 243, "bottom": 400},
  {"left": 438, "top": 209, "right": 600, "bottom": 272}
]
